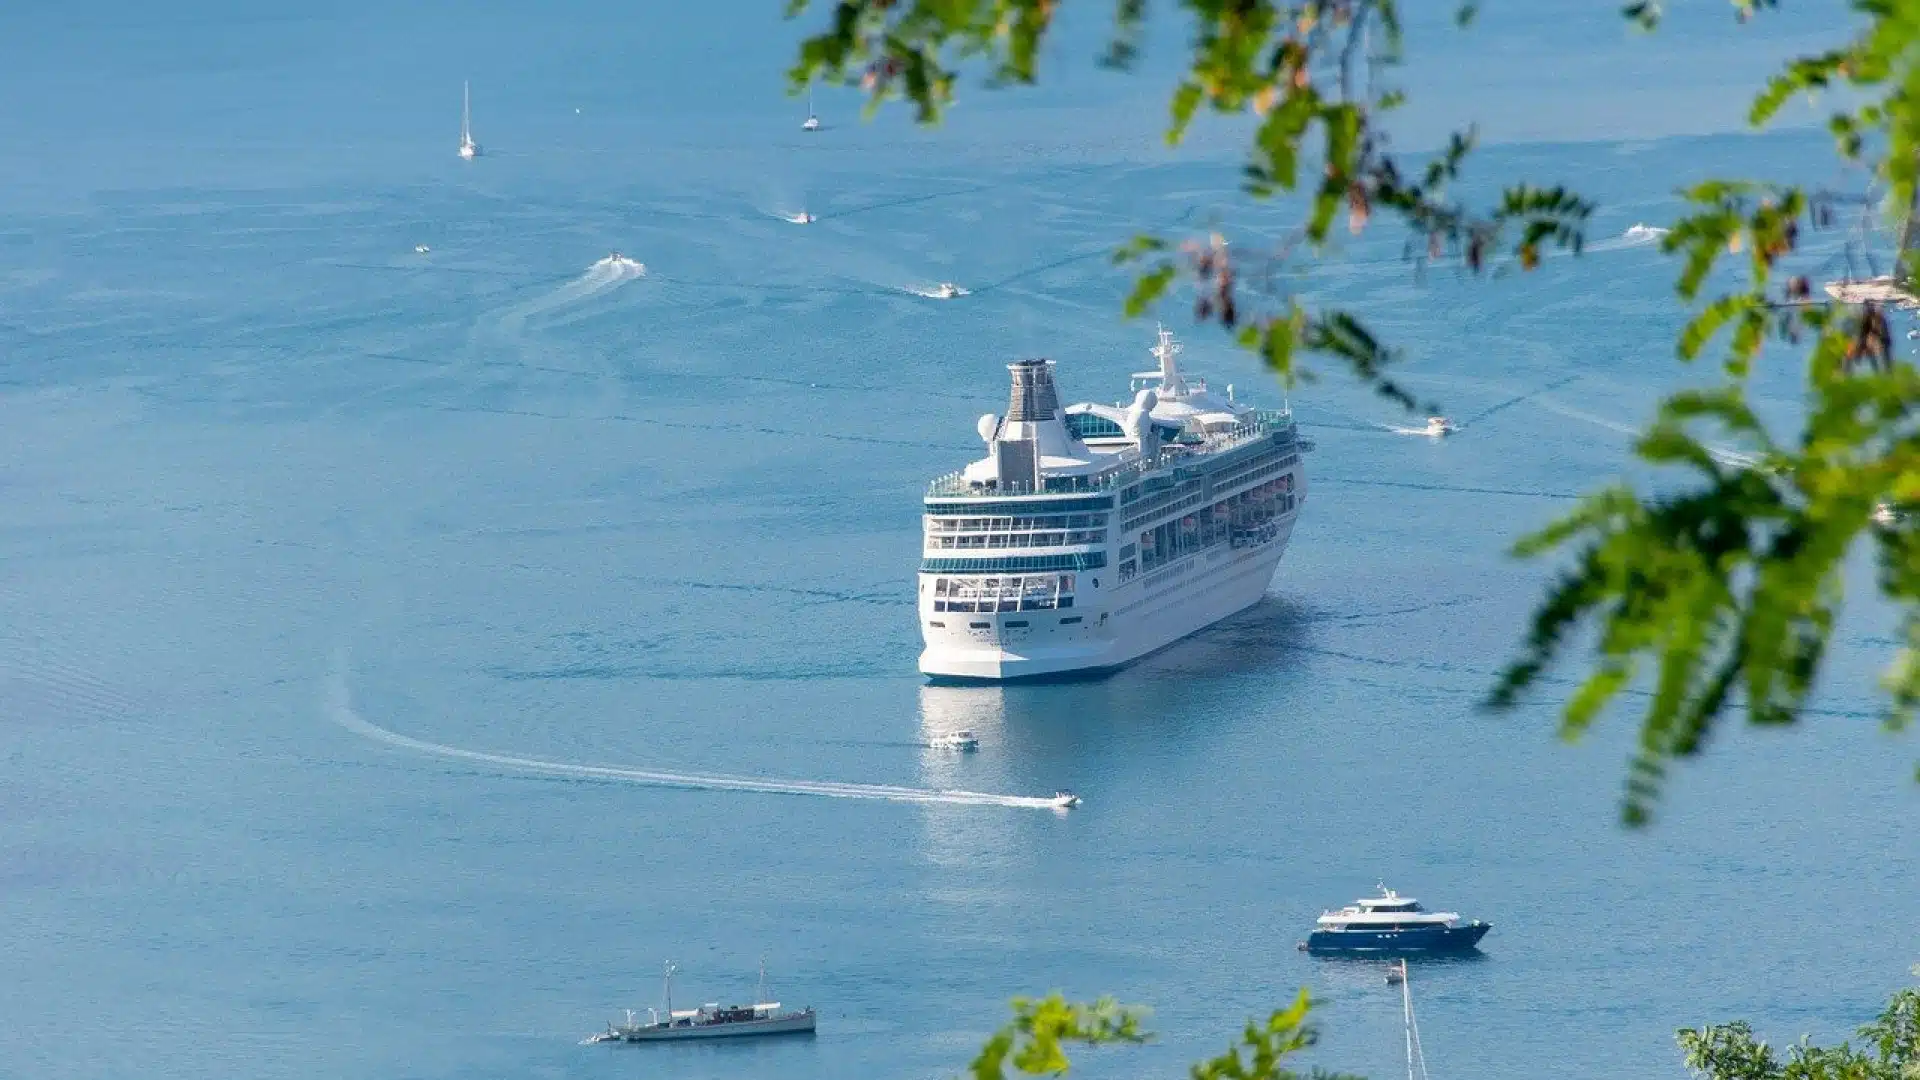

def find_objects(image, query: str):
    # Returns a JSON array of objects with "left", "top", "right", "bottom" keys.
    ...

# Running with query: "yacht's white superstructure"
[{"left": 918, "top": 327, "right": 1309, "bottom": 680}]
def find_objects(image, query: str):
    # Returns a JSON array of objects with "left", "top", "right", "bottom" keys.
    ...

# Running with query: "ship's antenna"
[{"left": 758, "top": 955, "right": 767, "bottom": 1006}]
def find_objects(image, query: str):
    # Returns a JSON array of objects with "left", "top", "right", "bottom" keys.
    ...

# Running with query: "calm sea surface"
[{"left": 2, "top": 2, "right": 1914, "bottom": 1078}]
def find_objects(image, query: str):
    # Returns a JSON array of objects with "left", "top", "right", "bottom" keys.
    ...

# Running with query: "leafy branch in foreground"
[
  {"left": 781, "top": 0, "right": 1920, "bottom": 823},
  {"left": 783, "top": 0, "right": 1591, "bottom": 412},
  {"left": 967, "top": 989, "right": 1360, "bottom": 1080},
  {"left": 1677, "top": 978, "right": 1920, "bottom": 1080},
  {"left": 1485, "top": 0, "right": 1920, "bottom": 824}
]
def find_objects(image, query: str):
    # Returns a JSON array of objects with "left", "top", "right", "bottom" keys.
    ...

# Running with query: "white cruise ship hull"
[{"left": 919, "top": 518, "right": 1296, "bottom": 681}]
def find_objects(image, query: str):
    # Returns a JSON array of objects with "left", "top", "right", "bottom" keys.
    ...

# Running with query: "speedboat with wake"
[
  {"left": 931, "top": 729, "right": 979, "bottom": 750},
  {"left": 930, "top": 281, "right": 968, "bottom": 299},
  {"left": 1421, "top": 416, "right": 1455, "bottom": 437},
  {"left": 1050, "top": 790, "right": 1080, "bottom": 809},
  {"left": 1302, "top": 884, "right": 1489, "bottom": 954}
]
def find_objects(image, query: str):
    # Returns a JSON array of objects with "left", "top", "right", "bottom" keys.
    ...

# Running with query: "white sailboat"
[
  {"left": 458, "top": 80, "right": 479, "bottom": 159},
  {"left": 802, "top": 86, "right": 820, "bottom": 132}
]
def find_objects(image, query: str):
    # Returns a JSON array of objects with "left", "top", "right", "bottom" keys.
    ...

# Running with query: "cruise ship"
[{"left": 918, "top": 327, "right": 1308, "bottom": 680}]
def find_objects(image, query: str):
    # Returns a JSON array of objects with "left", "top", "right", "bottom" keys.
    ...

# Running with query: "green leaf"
[{"left": 1123, "top": 264, "right": 1177, "bottom": 317}]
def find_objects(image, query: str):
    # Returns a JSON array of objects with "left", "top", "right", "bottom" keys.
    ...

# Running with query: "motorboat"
[
  {"left": 1050, "top": 790, "right": 1081, "bottom": 809},
  {"left": 592, "top": 961, "right": 816, "bottom": 1043},
  {"left": 414, "top": 244, "right": 431, "bottom": 254},
  {"left": 1304, "top": 884, "right": 1490, "bottom": 954},
  {"left": 931, "top": 282, "right": 968, "bottom": 299},
  {"left": 931, "top": 729, "right": 979, "bottom": 750},
  {"left": 1422, "top": 416, "right": 1456, "bottom": 437},
  {"left": 1624, "top": 223, "right": 1665, "bottom": 243}
]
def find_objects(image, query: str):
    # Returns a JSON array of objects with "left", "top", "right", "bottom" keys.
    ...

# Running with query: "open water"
[{"left": 2, "top": 1, "right": 1915, "bottom": 1078}]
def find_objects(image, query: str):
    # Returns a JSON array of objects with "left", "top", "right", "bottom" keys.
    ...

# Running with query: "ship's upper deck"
[{"left": 926, "top": 326, "right": 1296, "bottom": 502}]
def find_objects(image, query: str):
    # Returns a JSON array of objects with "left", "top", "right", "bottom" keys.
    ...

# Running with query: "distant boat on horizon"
[
  {"left": 459, "top": 80, "right": 479, "bottom": 160},
  {"left": 802, "top": 85, "right": 820, "bottom": 132}
]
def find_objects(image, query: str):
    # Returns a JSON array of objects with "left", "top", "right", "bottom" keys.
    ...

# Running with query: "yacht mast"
[
  {"left": 462, "top": 80, "right": 471, "bottom": 142},
  {"left": 1398, "top": 961, "right": 1432, "bottom": 1080}
]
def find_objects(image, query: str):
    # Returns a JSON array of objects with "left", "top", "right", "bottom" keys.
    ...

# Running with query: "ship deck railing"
[{"left": 927, "top": 409, "right": 1293, "bottom": 499}]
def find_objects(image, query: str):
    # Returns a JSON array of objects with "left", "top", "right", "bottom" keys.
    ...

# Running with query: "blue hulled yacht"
[{"left": 1304, "top": 884, "right": 1490, "bottom": 954}]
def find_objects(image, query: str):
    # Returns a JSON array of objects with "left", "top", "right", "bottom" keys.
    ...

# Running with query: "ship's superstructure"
[{"left": 919, "top": 327, "right": 1308, "bottom": 680}]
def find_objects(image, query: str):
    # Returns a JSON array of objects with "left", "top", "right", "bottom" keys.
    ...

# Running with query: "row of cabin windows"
[
  {"left": 1116, "top": 479, "right": 1295, "bottom": 580},
  {"left": 927, "top": 530, "right": 1106, "bottom": 550},
  {"left": 936, "top": 597, "right": 1074, "bottom": 612},
  {"left": 1121, "top": 456, "right": 1293, "bottom": 533},
  {"left": 932, "top": 573, "right": 1076, "bottom": 613},
  {"left": 926, "top": 498, "right": 1112, "bottom": 516},
  {"left": 926, "top": 615, "right": 1084, "bottom": 628},
  {"left": 927, "top": 514, "right": 1108, "bottom": 532},
  {"left": 918, "top": 552, "right": 1107, "bottom": 574}
]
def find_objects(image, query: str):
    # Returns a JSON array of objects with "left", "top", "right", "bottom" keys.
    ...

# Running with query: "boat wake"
[
  {"left": 1589, "top": 223, "right": 1670, "bottom": 252},
  {"left": 324, "top": 663, "right": 1067, "bottom": 811},
  {"left": 902, "top": 282, "right": 969, "bottom": 299},
  {"left": 491, "top": 255, "right": 646, "bottom": 337}
]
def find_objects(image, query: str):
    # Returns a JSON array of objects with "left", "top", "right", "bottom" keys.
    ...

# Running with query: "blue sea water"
[{"left": 3, "top": 2, "right": 1917, "bottom": 1079}]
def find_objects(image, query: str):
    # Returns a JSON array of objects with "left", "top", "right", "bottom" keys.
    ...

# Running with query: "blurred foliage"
[
  {"left": 783, "top": 0, "right": 1920, "bottom": 826},
  {"left": 1678, "top": 979, "right": 1920, "bottom": 1080},
  {"left": 965, "top": 989, "right": 1372, "bottom": 1080}
]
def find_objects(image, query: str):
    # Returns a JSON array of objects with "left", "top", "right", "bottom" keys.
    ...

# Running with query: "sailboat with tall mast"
[
  {"left": 586, "top": 959, "right": 817, "bottom": 1043},
  {"left": 802, "top": 86, "right": 821, "bottom": 131},
  {"left": 458, "top": 80, "right": 479, "bottom": 159}
]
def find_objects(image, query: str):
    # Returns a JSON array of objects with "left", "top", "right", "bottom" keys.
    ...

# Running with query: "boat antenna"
[
  {"left": 758, "top": 955, "right": 767, "bottom": 1007},
  {"left": 663, "top": 960, "right": 676, "bottom": 1017}
]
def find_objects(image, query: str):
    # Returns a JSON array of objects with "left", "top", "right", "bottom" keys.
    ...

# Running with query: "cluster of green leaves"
[
  {"left": 967, "top": 989, "right": 1366, "bottom": 1080},
  {"left": 783, "top": 0, "right": 1920, "bottom": 826},
  {"left": 783, "top": 0, "right": 1590, "bottom": 412},
  {"left": 1488, "top": 0, "right": 1920, "bottom": 824},
  {"left": 1678, "top": 978, "right": 1920, "bottom": 1080}
]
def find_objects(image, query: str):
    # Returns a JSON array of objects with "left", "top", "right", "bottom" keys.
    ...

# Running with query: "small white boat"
[
  {"left": 931, "top": 282, "right": 968, "bottom": 299},
  {"left": 1422, "top": 416, "right": 1456, "bottom": 437},
  {"left": 1050, "top": 790, "right": 1081, "bottom": 809},
  {"left": 794, "top": 212, "right": 816, "bottom": 224},
  {"left": 802, "top": 86, "right": 821, "bottom": 131},
  {"left": 414, "top": 244, "right": 430, "bottom": 254},
  {"left": 931, "top": 730, "right": 978, "bottom": 751},
  {"left": 458, "top": 80, "right": 479, "bottom": 159},
  {"left": 1624, "top": 223, "right": 1666, "bottom": 243}
]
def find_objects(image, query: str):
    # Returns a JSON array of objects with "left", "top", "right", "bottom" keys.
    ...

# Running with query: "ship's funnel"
[{"left": 1005, "top": 359, "right": 1061, "bottom": 422}]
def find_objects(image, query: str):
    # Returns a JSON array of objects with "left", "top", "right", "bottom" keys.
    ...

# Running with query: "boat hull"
[
  {"left": 918, "top": 518, "right": 1296, "bottom": 682},
  {"left": 1306, "top": 922, "right": 1490, "bottom": 954},
  {"left": 622, "top": 1013, "right": 817, "bottom": 1041}
]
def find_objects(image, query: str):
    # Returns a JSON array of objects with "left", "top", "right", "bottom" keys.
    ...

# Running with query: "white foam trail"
[
  {"left": 1588, "top": 223, "right": 1670, "bottom": 252},
  {"left": 324, "top": 665, "right": 1066, "bottom": 811},
  {"left": 493, "top": 256, "right": 646, "bottom": 336},
  {"left": 1535, "top": 397, "right": 1759, "bottom": 467}
]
